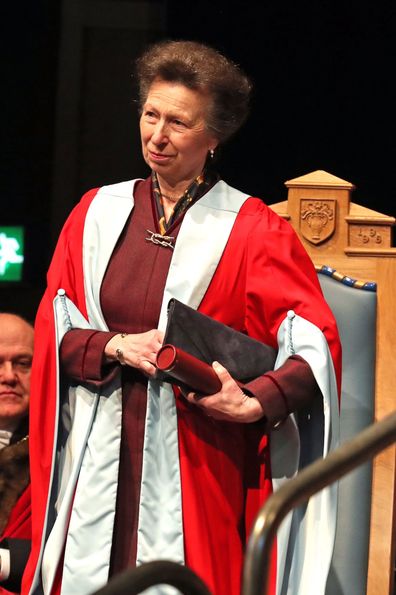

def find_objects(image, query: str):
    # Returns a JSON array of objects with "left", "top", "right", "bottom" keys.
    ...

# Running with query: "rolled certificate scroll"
[{"left": 156, "top": 344, "right": 222, "bottom": 395}]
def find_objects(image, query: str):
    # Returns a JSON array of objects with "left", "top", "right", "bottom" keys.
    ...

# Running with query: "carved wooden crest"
[{"left": 300, "top": 199, "right": 336, "bottom": 245}]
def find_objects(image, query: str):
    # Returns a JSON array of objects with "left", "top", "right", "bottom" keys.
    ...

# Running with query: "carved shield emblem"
[{"left": 300, "top": 199, "right": 336, "bottom": 245}]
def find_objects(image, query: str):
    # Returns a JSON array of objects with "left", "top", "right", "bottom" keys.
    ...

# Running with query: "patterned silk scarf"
[{"left": 151, "top": 168, "right": 220, "bottom": 235}]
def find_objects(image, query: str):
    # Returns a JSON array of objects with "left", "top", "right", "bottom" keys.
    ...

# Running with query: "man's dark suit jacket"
[{"left": 0, "top": 538, "right": 31, "bottom": 593}]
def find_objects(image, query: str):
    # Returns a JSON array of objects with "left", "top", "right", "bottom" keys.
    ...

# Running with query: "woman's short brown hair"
[{"left": 135, "top": 39, "right": 253, "bottom": 144}]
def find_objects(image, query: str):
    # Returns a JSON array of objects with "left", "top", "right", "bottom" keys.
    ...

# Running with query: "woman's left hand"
[{"left": 183, "top": 361, "right": 265, "bottom": 423}]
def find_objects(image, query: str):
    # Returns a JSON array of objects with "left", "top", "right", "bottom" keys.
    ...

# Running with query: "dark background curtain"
[{"left": 1, "top": 0, "right": 395, "bottom": 318}]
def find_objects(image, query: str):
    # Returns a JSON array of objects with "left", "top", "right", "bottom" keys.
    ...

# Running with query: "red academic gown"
[
  {"left": 0, "top": 487, "right": 31, "bottom": 595},
  {"left": 2, "top": 487, "right": 31, "bottom": 542},
  {"left": 22, "top": 178, "right": 341, "bottom": 595}
]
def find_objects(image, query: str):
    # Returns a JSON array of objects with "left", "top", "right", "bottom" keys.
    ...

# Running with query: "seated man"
[{"left": 0, "top": 313, "right": 33, "bottom": 594}]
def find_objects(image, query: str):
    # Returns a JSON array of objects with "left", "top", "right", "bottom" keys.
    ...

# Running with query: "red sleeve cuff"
[
  {"left": 244, "top": 375, "right": 289, "bottom": 427},
  {"left": 60, "top": 329, "right": 119, "bottom": 384},
  {"left": 244, "top": 355, "right": 320, "bottom": 428},
  {"left": 82, "top": 331, "right": 119, "bottom": 381}
]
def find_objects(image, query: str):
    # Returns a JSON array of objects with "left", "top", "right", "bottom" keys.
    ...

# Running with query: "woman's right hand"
[{"left": 104, "top": 329, "right": 164, "bottom": 377}]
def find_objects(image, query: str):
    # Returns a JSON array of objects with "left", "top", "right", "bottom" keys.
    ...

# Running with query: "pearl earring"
[{"left": 210, "top": 149, "right": 215, "bottom": 159}]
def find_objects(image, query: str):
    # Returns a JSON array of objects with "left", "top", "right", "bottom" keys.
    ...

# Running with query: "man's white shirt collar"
[{"left": 0, "top": 429, "right": 14, "bottom": 450}]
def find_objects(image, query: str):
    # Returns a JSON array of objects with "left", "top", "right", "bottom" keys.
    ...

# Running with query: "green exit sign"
[{"left": 0, "top": 226, "right": 25, "bottom": 281}]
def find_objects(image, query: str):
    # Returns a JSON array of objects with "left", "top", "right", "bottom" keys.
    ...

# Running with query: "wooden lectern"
[{"left": 270, "top": 170, "right": 396, "bottom": 595}]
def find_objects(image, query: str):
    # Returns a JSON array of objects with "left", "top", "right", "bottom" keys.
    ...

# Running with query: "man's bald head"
[{"left": 0, "top": 313, "right": 34, "bottom": 430}]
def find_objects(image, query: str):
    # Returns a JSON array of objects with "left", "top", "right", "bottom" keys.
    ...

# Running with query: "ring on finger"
[{"left": 116, "top": 347, "right": 126, "bottom": 366}]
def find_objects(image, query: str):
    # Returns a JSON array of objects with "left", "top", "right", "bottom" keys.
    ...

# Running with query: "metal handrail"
[
  {"left": 92, "top": 413, "right": 396, "bottom": 595},
  {"left": 92, "top": 560, "right": 211, "bottom": 595},
  {"left": 242, "top": 411, "right": 396, "bottom": 595}
]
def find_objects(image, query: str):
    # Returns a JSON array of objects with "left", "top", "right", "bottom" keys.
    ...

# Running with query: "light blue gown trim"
[
  {"left": 136, "top": 182, "right": 249, "bottom": 594},
  {"left": 39, "top": 181, "right": 138, "bottom": 595},
  {"left": 272, "top": 313, "right": 339, "bottom": 595},
  {"left": 41, "top": 296, "right": 114, "bottom": 595}
]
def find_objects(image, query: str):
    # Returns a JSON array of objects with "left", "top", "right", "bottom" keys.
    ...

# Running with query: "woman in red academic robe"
[{"left": 22, "top": 40, "right": 341, "bottom": 595}]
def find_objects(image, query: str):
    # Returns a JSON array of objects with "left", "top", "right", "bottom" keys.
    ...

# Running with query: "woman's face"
[{"left": 140, "top": 79, "right": 217, "bottom": 188}]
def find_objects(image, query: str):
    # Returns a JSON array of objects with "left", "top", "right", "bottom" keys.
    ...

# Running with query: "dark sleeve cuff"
[
  {"left": 60, "top": 329, "right": 119, "bottom": 385},
  {"left": 0, "top": 538, "right": 30, "bottom": 593},
  {"left": 244, "top": 355, "right": 320, "bottom": 428},
  {"left": 243, "top": 375, "right": 288, "bottom": 428}
]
